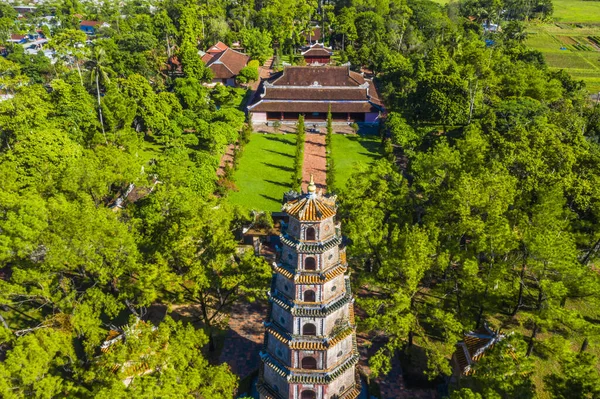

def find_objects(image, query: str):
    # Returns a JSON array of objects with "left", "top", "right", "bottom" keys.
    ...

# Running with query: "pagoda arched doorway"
[
  {"left": 306, "top": 227, "right": 316, "bottom": 240},
  {"left": 304, "top": 290, "right": 316, "bottom": 302},
  {"left": 302, "top": 323, "right": 316, "bottom": 336},
  {"left": 305, "top": 257, "right": 316, "bottom": 270},
  {"left": 301, "top": 390, "right": 316, "bottom": 399},
  {"left": 301, "top": 356, "right": 317, "bottom": 369}
]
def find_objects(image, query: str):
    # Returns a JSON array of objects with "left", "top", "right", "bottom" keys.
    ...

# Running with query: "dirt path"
[
  {"left": 302, "top": 131, "right": 327, "bottom": 191},
  {"left": 217, "top": 143, "right": 236, "bottom": 177},
  {"left": 218, "top": 300, "right": 267, "bottom": 378}
]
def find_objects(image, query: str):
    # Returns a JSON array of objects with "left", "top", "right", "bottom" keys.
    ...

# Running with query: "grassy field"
[
  {"left": 228, "top": 133, "right": 296, "bottom": 211},
  {"left": 330, "top": 132, "right": 383, "bottom": 191},
  {"left": 552, "top": 0, "right": 600, "bottom": 24},
  {"left": 526, "top": 23, "right": 600, "bottom": 93}
]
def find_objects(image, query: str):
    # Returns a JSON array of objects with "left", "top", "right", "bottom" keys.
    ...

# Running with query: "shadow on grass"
[
  {"left": 263, "top": 135, "right": 295, "bottom": 145},
  {"left": 260, "top": 193, "right": 283, "bottom": 203},
  {"left": 262, "top": 162, "right": 294, "bottom": 172},
  {"left": 358, "top": 151, "right": 381, "bottom": 160},
  {"left": 263, "top": 149, "right": 294, "bottom": 158},
  {"left": 265, "top": 179, "right": 290, "bottom": 188}
]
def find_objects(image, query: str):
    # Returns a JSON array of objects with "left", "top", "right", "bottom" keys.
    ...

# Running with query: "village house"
[
  {"left": 79, "top": 20, "right": 109, "bottom": 35},
  {"left": 201, "top": 41, "right": 249, "bottom": 86},
  {"left": 247, "top": 65, "right": 383, "bottom": 125},
  {"left": 302, "top": 42, "right": 333, "bottom": 65}
]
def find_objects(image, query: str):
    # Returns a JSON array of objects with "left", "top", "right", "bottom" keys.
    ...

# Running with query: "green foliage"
[
  {"left": 239, "top": 28, "right": 274, "bottom": 64},
  {"left": 237, "top": 64, "right": 259, "bottom": 84},
  {"left": 545, "top": 349, "right": 600, "bottom": 399},
  {"left": 292, "top": 115, "right": 305, "bottom": 191}
]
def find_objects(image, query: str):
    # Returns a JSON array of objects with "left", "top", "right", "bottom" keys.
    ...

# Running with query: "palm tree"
[{"left": 86, "top": 47, "right": 112, "bottom": 145}]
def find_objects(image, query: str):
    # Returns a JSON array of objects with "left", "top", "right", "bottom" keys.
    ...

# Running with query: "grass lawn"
[
  {"left": 330, "top": 132, "right": 383, "bottom": 191},
  {"left": 228, "top": 133, "right": 296, "bottom": 211},
  {"left": 552, "top": 0, "right": 600, "bottom": 24}
]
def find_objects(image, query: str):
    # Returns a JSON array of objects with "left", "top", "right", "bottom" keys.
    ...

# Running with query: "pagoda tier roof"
[
  {"left": 272, "top": 262, "right": 347, "bottom": 284},
  {"left": 266, "top": 323, "right": 355, "bottom": 350},
  {"left": 280, "top": 233, "right": 342, "bottom": 253},
  {"left": 268, "top": 279, "right": 353, "bottom": 317},
  {"left": 282, "top": 191, "right": 337, "bottom": 221},
  {"left": 256, "top": 381, "right": 284, "bottom": 399},
  {"left": 260, "top": 350, "right": 359, "bottom": 383}
]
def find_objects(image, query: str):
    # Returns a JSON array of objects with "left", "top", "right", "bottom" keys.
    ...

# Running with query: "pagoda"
[{"left": 257, "top": 177, "right": 360, "bottom": 399}]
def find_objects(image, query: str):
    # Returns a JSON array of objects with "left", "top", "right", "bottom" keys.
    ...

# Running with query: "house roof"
[
  {"left": 248, "top": 66, "right": 383, "bottom": 113},
  {"left": 206, "top": 41, "right": 229, "bottom": 54},
  {"left": 302, "top": 43, "right": 333, "bottom": 58},
  {"left": 203, "top": 47, "right": 249, "bottom": 79},
  {"left": 80, "top": 20, "right": 103, "bottom": 27},
  {"left": 10, "top": 34, "right": 26, "bottom": 41},
  {"left": 270, "top": 66, "right": 365, "bottom": 86}
]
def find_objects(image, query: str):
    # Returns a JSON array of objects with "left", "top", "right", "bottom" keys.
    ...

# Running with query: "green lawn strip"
[
  {"left": 227, "top": 133, "right": 296, "bottom": 211},
  {"left": 330, "top": 133, "right": 383, "bottom": 191}
]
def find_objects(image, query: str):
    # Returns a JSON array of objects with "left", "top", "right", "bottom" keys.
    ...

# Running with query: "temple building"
[
  {"left": 201, "top": 41, "right": 249, "bottom": 86},
  {"left": 302, "top": 43, "right": 333, "bottom": 65},
  {"left": 248, "top": 66, "right": 383, "bottom": 124},
  {"left": 257, "top": 177, "right": 360, "bottom": 399}
]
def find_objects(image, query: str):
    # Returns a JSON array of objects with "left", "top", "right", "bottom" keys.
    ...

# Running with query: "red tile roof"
[
  {"left": 302, "top": 43, "right": 333, "bottom": 58},
  {"left": 248, "top": 66, "right": 383, "bottom": 114},
  {"left": 80, "top": 20, "right": 103, "bottom": 27},
  {"left": 206, "top": 41, "right": 229, "bottom": 54},
  {"left": 203, "top": 48, "right": 249, "bottom": 79}
]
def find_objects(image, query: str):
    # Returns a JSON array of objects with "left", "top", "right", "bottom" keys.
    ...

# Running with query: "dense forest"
[{"left": 1, "top": 0, "right": 600, "bottom": 398}]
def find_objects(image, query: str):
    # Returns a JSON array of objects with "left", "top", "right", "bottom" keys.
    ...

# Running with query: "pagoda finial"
[{"left": 307, "top": 174, "right": 316, "bottom": 194}]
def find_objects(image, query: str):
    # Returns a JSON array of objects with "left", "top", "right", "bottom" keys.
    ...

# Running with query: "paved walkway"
[
  {"left": 218, "top": 300, "right": 267, "bottom": 379},
  {"left": 302, "top": 131, "right": 327, "bottom": 191}
]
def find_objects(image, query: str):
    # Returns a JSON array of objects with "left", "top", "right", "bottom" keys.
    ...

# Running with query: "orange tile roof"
[{"left": 283, "top": 195, "right": 336, "bottom": 221}]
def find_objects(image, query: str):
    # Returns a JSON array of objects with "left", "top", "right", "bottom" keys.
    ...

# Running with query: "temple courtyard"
[{"left": 227, "top": 126, "right": 381, "bottom": 211}]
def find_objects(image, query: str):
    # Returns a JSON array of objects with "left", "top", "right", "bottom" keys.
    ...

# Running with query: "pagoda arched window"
[
  {"left": 302, "top": 323, "right": 317, "bottom": 336},
  {"left": 306, "top": 227, "right": 316, "bottom": 241},
  {"left": 304, "top": 257, "right": 316, "bottom": 271},
  {"left": 301, "top": 390, "right": 316, "bottom": 399},
  {"left": 301, "top": 356, "right": 317, "bottom": 369},
  {"left": 303, "top": 290, "right": 316, "bottom": 302}
]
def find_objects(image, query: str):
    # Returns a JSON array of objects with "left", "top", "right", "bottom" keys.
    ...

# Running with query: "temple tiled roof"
[
  {"left": 302, "top": 43, "right": 333, "bottom": 57},
  {"left": 283, "top": 193, "right": 337, "bottom": 221},
  {"left": 454, "top": 324, "right": 504, "bottom": 375}
]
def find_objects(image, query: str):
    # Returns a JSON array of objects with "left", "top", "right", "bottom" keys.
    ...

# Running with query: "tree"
[
  {"left": 86, "top": 46, "right": 114, "bottom": 145},
  {"left": 236, "top": 63, "right": 259, "bottom": 84},
  {"left": 545, "top": 350, "right": 600, "bottom": 399},
  {"left": 467, "top": 335, "right": 536, "bottom": 399},
  {"left": 239, "top": 28, "right": 274, "bottom": 64},
  {"left": 50, "top": 28, "right": 88, "bottom": 84}
]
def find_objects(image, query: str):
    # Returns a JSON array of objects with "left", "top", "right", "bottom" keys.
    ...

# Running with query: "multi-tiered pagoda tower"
[{"left": 257, "top": 177, "right": 360, "bottom": 399}]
